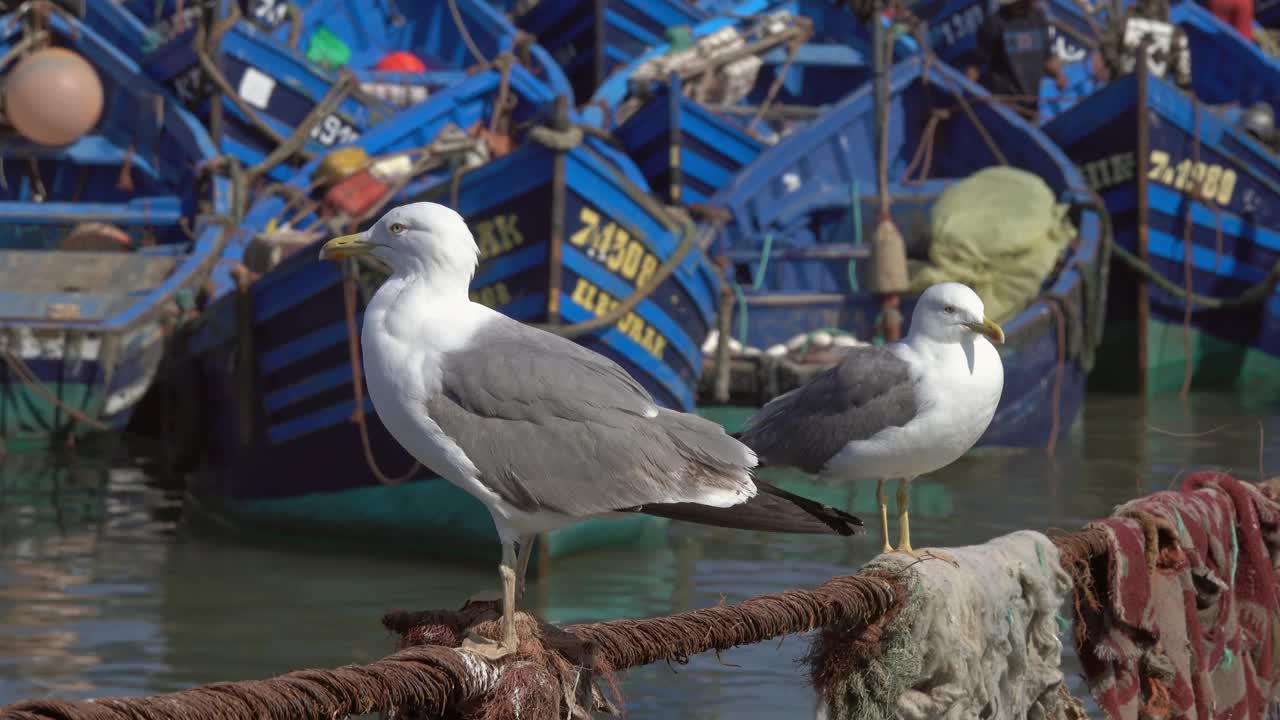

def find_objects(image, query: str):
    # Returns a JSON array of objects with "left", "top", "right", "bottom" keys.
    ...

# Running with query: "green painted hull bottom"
[
  {"left": 0, "top": 381, "right": 106, "bottom": 451},
  {"left": 1091, "top": 320, "right": 1280, "bottom": 396},
  {"left": 203, "top": 477, "right": 671, "bottom": 565}
]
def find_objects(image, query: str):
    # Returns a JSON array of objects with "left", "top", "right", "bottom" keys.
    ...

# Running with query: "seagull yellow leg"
[
  {"left": 896, "top": 478, "right": 912, "bottom": 553},
  {"left": 515, "top": 534, "right": 535, "bottom": 599},
  {"left": 894, "top": 478, "right": 958, "bottom": 566},
  {"left": 877, "top": 479, "right": 892, "bottom": 553},
  {"left": 462, "top": 542, "right": 520, "bottom": 659}
]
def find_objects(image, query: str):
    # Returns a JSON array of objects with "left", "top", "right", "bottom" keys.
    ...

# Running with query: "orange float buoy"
[
  {"left": 4, "top": 47, "right": 105, "bottom": 146},
  {"left": 373, "top": 50, "right": 428, "bottom": 73}
]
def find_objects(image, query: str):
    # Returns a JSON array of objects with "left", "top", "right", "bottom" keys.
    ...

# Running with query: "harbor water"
[{"left": 2, "top": 392, "right": 1278, "bottom": 717}]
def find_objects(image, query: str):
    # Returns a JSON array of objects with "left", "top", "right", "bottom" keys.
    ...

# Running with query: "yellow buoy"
[
  {"left": 4, "top": 46, "right": 104, "bottom": 146},
  {"left": 315, "top": 146, "right": 372, "bottom": 186}
]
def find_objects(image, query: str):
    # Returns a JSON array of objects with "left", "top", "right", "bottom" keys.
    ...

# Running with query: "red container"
[{"left": 324, "top": 170, "right": 389, "bottom": 218}]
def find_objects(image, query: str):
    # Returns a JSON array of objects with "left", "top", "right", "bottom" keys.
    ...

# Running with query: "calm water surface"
[{"left": 1, "top": 392, "right": 1278, "bottom": 717}]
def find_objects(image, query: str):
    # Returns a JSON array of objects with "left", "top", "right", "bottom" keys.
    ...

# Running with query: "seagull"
[
  {"left": 319, "top": 202, "right": 862, "bottom": 659},
  {"left": 736, "top": 282, "right": 1005, "bottom": 561}
]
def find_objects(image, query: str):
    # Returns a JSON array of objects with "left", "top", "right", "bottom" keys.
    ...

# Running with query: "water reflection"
[{"left": 0, "top": 392, "right": 1275, "bottom": 717}]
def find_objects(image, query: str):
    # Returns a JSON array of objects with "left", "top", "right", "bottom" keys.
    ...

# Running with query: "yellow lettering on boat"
[
  {"left": 1147, "top": 150, "right": 1237, "bottom": 206},
  {"left": 567, "top": 206, "right": 662, "bottom": 289},
  {"left": 469, "top": 282, "right": 512, "bottom": 308},
  {"left": 566, "top": 278, "right": 669, "bottom": 359},
  {"left": 568, "top": 207, "right": 600, "bottom": 248},
  {"left": 1080, "top": 152, "right": 1137, "bottom": 193},
  {"left": 1080, "top": 150, "right": 1237, "bottom": 206},
  {"left": 472, "top": 213, "right": 524, "bottom": 260}
]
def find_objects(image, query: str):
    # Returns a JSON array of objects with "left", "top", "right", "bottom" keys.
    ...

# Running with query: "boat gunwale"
[{"left": 0, "top": 10, "right": 233, "bottom": 335}]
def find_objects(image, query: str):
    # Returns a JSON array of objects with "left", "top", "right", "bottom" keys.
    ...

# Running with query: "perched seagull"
[
  {"left": 319, "top": 202, "right": 862, "bottom": 659},
  {"left": 736, "top": 282, "right": 1005, "bottom": 561}
]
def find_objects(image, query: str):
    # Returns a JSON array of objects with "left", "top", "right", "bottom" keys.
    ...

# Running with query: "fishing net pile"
[
  {"left": 808, "top": 530, "right": 1082, "bottom": 720},
  {"left": 1071, "top": 473, "right": 1280, "bottom": 719},
  {"left": 910, "top": 166, "right": 1076, "bottom": 323}
]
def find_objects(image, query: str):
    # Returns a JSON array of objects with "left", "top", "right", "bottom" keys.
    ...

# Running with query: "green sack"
[
  {"left": 306, "top": 26, "right": 352, "bottom": 69},
  {"left": 910, "top": 166, "right": 1075, "bottom": 322}
]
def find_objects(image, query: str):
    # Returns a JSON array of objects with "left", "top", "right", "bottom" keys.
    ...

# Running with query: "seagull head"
[
  {"left": 907, "top": 282, "right": 1005, "bottom": 346},
  {"left": 318, "top": 202, "right": 480, "bottom": 290}
]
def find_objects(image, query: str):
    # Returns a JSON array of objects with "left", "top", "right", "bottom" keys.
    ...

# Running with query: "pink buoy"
[{"left": 4, "top": 46, "right": 104, "bottom": 146}]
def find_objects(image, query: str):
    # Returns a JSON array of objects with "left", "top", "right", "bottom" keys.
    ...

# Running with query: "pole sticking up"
[{"left": 869, "top": 3, "right": 910, "bottom": 342}]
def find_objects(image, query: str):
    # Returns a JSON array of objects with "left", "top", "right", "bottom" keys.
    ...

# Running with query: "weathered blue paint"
[{"left": 0, "top": 8, "right": 230, "bottom": 447}]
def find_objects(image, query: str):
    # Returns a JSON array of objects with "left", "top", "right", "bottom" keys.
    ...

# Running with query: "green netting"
[{"left": 909, "top": 166, "right": 1075, "bottom": 323}]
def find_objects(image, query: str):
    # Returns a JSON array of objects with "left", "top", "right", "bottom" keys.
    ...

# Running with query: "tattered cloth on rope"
[
  {"left": 1074, "top": 472, "right": 1280, "bottom": 719},
  {"left": 809, "top": 530, "right": 1081, "bottom": 720}
]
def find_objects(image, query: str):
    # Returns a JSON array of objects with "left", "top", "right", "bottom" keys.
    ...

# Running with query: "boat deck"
[{"left": 0, "top": 250, "right": 178, "bottom": 323}]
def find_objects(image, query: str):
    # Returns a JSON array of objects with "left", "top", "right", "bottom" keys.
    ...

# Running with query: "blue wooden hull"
[
  {"left": 254, "top": 0, "right": 574, "bottom": 100},
  {"left": 93, "top": 0, "right": 568, "bottom": 184},
  {"left": 1043, "top": 61, "right": 1280, "bottom": 393},
  {"left": 593, "top": 1, "right": 894, "bottom": 208},
  {"left": 183, "top": 64, "right": 715, "bottom": 552},
  {"left": 614, "top": 80, "right": 766, "bottom": 205},
  {"left": 0, "top": 9, "right": 231, "bottom": 447},
  {"left": 514, "top": 0, "right": 705, "bottom": 101},
  {"left": 709, "top": 57, "right": 1106, "bottom": 449}
]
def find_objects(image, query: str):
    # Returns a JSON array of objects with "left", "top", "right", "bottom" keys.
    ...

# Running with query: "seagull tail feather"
[
  {"left": 727, "top": 430, "right": 771, "bottom": 468},
  {"left": 624, "top": 480, "right": 863, "bottom": 536}
]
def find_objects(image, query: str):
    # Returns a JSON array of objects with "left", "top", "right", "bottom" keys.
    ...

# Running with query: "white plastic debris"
[
  {"left": 765, "top": 344, "right": 789, "bottom": 357},
  {"left": 361, "top": 82, "right": 430, "bottom": 108},
  {"left": 701, "top": 329, "right": 721, "bottom": 355},
  {"left": 370, "top": 154, "right": 415, "bottom": 184}
]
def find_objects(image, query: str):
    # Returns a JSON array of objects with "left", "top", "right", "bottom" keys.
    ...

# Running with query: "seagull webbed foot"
[{"left": 461, "top": 631, "right": 519, "bottom": 659}]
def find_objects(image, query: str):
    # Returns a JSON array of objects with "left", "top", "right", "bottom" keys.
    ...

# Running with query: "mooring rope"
[{"left": 0, "top": 526, "right": 1114, "bottom": 720}]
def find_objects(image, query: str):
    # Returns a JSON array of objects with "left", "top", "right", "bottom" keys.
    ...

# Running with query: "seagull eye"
[
  {"left": 389, "top": 222, "right": 407, "bottom": 235},
  {"left": 943, "top": 305, "right": 956, "bottom": 314}
]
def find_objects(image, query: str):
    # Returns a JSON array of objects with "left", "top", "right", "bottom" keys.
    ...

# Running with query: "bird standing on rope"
[
  {"left": 735, "top": 283, "right": 1005, "bottom": 563},
  {"left": 319, "top": 202, "right": 862, "bottom": 659}
]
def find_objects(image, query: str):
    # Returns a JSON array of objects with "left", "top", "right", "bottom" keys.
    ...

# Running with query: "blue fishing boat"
[
  {"left": 707, "top": 56, "right": 1107, "bottom": 449},
  {"left": 91, "top": 0, "right": 569, "bottom": 184},
  {"left": 183, "top": 64, "right": 714, "bottom": 561},
  {"left": 250, "top": 0, "right": 573, "bottom": 100},
  {"left": 890, "top": 0, "right": 1103, "bottom": 72},
  {"left": 513, "top": 0, "right": 705, "bottom": 101},
  {"left": 1043, "top": 2, "right": 1280, "bottom": 395},
  {"left": 0, "top": 6, "right": 232, "bottom": 449},
  {"left": 598, "top": 2, "right": 891, "bottom": 207}
]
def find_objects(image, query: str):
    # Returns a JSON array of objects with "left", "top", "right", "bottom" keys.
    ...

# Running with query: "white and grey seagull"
[
  {"left": 319, "top": 202, "right": 862, "bottom": 659},
  {"left": 736, "top": 282, "right": 1005, "bottom": 561}
]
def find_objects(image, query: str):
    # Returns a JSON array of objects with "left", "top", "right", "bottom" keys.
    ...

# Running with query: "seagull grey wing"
[
  {"left": 427, "top": 322, "right": 753, "bottom": 519},
  {"left": 737, "top": 345, "right": 918, "bottom": 474}
]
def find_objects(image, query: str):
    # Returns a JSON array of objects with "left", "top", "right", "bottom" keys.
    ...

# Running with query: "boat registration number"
[
  {"left": 567, "top": 207, "right": 660, "bottom": 290},
  {"left": 310, "top": 114, "right": 361, "bottom": 147},
  {"left": 1079, "top": 150, "right": 1238, "bottom": 206}
]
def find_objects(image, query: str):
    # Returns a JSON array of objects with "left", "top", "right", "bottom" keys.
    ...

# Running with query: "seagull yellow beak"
[
  {"left": 964, "top": 317, "right": 1006, "bottom": 345},
  {"left": 319, "top": 233, "right": 374, "bottom": 261}
]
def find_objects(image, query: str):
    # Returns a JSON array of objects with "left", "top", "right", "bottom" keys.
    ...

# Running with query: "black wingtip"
[
  {"left": 625, "top": 479, "right": 864, "bottom": 537},
  {"left": 755, "top": 480, "right": 864, "bottom": 536}
]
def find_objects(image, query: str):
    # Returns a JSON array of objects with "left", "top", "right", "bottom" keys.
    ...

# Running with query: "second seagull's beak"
[
  {"left": 964, "top": 316, "right": 1006, "bottom": 345},
  {"left": 319, "top": 233, "right": 375, "bottom": 261}
]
